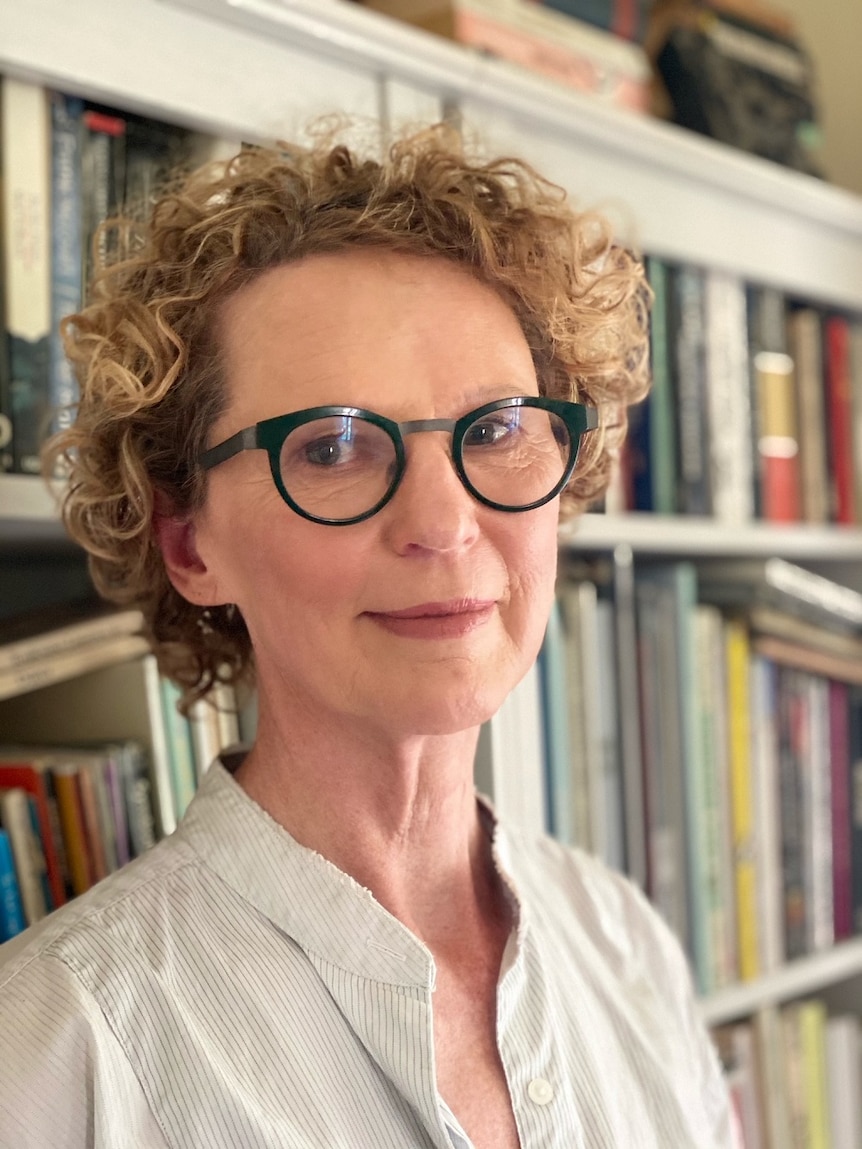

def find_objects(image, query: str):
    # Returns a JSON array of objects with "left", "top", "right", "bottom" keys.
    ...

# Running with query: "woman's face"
[{"left": 188, "top": 250, "right": 560, "bottom": 739}]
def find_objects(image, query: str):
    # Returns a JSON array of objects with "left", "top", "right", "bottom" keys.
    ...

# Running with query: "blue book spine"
[
  {"left": 50, "top": 92, "right": 84, "bottom": 434},
  {"left": 0, "top": 829, "right": 26, "bottom": 942}
]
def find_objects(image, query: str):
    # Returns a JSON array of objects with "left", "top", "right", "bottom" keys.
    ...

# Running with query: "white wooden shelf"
[
  {"left": 700, "top": 939, "right": 862, "bottom": 1027},
  {"left": 563, "top": 512, "right": 862, "bottom": 561},
  {"left": 2, "top": 0, "right": 862, "bottom": 308}
]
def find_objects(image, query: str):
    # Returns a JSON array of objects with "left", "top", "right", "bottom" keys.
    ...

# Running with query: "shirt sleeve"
[{"left": 0, "top": 952, "right": 168, "bottom": 1149}]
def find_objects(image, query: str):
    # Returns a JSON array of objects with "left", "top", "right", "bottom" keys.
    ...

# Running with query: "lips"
[{"left": 364, "top": 599, "right": 496, "bottom": 638}]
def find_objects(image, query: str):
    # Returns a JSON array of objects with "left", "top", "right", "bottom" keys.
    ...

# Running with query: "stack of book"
[
  {"left": 359, "top": 0, "right": 652, "bottom": 111},
  {"left": 0, "top": 602, "right": 246, "bottom": 942}
]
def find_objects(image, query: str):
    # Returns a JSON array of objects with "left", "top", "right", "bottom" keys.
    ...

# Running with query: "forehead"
[{"left": 215, "top": 250, "right": 536, "bottom": 424}]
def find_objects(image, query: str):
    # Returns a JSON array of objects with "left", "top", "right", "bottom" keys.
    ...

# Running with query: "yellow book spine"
[
  {"left": 725, "top": 619, "right": 759, "bottom": 980},
  {"left": 799, "top": 1001, "right": 831, "bottom": 1149}
]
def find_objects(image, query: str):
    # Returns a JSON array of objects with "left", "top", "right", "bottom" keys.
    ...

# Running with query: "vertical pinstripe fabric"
[{"left": 0, "top": 758, "right": 736, "bottom": 1149}]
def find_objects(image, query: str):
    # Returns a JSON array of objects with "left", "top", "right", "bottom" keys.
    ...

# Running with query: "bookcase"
[{"left": 4, "top": 0, "right": 862, "bottom": 1067}]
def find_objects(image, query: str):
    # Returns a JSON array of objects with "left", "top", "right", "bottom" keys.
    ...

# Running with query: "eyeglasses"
[{"left": 198, "top": 396, "right": 599, "bottom": 526}]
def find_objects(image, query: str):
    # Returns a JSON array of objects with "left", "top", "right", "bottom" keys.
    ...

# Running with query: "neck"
[{"left": 234, "top": 692, "right": 506, "bottom": 951}]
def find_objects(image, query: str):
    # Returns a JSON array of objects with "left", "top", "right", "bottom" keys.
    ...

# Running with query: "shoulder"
[
  {"left": 0, "top": 832, "right": 199, "bottom": 988},
  {"left": 497, "top": 825, "right": 691, "bottom": 989}
]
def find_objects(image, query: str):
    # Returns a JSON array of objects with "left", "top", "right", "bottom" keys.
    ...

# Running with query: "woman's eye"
[
  {"left": 303, "top": 436, "right": 348, "bottom": 466},
  {"left": 464, "top": 416, "right": 518, "bottom": 447}
]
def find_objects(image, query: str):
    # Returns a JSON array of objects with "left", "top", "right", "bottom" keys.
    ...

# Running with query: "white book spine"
[{"left": 141, "top": 655, "right": 177, "bottom": 838}]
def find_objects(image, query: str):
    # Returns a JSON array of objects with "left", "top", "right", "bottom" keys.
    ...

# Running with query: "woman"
[{"left": 0, "top": 125, "right": 735, "bottom": 1148}]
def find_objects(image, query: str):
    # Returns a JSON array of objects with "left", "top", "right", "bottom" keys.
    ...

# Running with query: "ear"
[{"left": 153, "top": 494, "right": 226, "bottom": 607}]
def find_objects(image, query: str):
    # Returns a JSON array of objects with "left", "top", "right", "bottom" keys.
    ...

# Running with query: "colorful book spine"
[
  {"left": 824, "top": 314, "right": 857, "bottom": 524},
  {"left": 0, "top": 763, "right": 66, "bottom": 907},
  {"left": 0, "top": 788, "right": 49, "bottom": 925},
  {"left": 778, "top": 667, "right": 807, "bottom": 960},
  {"left": 829, "top": 681, "right": 853, "bottom": 942},
  {"left": 789, "top": 307, "right": 829, "bottom": 524},
  {"left": 0, "top": 829, "right": 26, "bottom": 942},
  {"left": 53, "top": 766, "right": 93, "bottom": 897},
  {"left": 49, "top": 92, "right": 84, "bottom": 435},
  {"left": 724, "top": 617, "right": 759, "bottom": 980},
  {"left": 159, "top": 677, "right": 198, "bottom": 821}
]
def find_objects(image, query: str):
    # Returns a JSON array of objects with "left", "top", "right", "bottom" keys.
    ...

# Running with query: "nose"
[{"left": 382, "top": 433, "right": 480, "bottom": 555}]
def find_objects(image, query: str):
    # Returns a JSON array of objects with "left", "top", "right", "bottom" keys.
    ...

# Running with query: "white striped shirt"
[{"left": 0, "top": 757, "right": 735, "bottom": 1148}]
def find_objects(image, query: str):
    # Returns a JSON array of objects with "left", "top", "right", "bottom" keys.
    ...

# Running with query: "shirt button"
[{"left": 527, "top": 1078, "right": 554, "bottom": 1106}]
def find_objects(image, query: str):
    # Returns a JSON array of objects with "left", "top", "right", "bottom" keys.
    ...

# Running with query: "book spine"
[
  {"left": 829, "top": 680, "right": 853, "bottom": 942},
  {"left": 824, "top": 315, "right": 856, "bottom": 524},
  {"left": 612, "top": 546, "right": 647, "bottom": 888},
  {"left": 0, "top": 633, "right": 150, "bottom": 702},
  {"left": 159, "top": 677, "right": 198, "bottom": 821},
  {"left": 53, "top": 768, "right": 93, "bottom": 896},
  {"left": 789, "top": 308, "right": 829, "bottom": 524},
  {"left": 670, "top": 265, "right": 711, "bottom": 516},
  {"left": 538, "top": 0, "right": 650, "bottom": 41},
  {"left": 118, "top": 742, "right": 157, "bottom": 858},
  {"left": 539, "top": 598, "right": 575, "bottom": 845},
  {"left": 848, "top": 686, "right": 862, "bottom": 934},
  {"left": 799, "top": 1000, "right": 831, "bottom": 1149},
  {"left": 141, "top": 655, "right": 178, "bottom": 838},
  {"left": 645, "top": 256, "right": 676, "bottom": 515},
  {"left": 0, "top": 830, "right": 26, "bottom": 942},
  {"left": 804, "top": 676, "right": 833, "bottom": 953},
  {"left": 724, "top": 617, "right": 759, "bottom": 980},
  {"left": 0, "top": 607, "right": 145, "bottom": 673},
  {"left": 0, "top": 789, "right": 49, "bottom": 925},
  {"left": 1, "top": 78, "right": 52, "bottom": 474},
  {"left": 750, "top": 655, "right": 784, "bottom": 972},
  {"left": 778, "top": 667, "right": 807, "bottom": 960},
  {"left": 750, "top": 287, "right": 801, "bottom": 522},
  {"left": 104, "top": 750, "right": 131, "bottom": 868},
  {"left": 81, "top": 106, "right": 126, "bottom": 296},
  {"left": 76, "top": 766, "right": 108, "bottom": 882},
  {"left": 704, "top": 270, "right": 754, "bottom": 524},
  {"left": 49, "top": 92, "right": 84, "bottom": 434}
]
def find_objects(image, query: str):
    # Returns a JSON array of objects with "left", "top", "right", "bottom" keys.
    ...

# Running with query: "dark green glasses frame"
[{"left": 198, "top": 396, "right": 599, "bottom": 526}]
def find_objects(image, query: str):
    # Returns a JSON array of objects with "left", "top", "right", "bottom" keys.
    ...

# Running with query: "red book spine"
[
  {"left": 825, "top": 316, "right": 856, "bottom": 524},
  {"left": 830, "top": 681, "right": 853, "bottom": 941},
  {"left": 0, "top": 764, "right": 66, "bottom": 908}
]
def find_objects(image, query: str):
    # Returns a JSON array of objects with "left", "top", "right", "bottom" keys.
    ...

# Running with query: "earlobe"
[{"left": 153, "top": 503, "right": 225, "bottom": 606}]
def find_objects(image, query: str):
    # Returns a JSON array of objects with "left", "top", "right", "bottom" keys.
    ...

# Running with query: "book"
[
  {"left": 693, "top": 604, "right": 735, "bottom": 990},
  {"left": 724, "top": 616, "right": 759, "bottom": 982},
  {"left": 634, "top": 565, "right": 691, "bottom": 959},
  {"left": 189, "top": 696, "right": 227, "bottom": 783},
  {"left": 362, "top": 0, "right": 652, "bottom": 111},
  {"left": 159, "top": 677, "right": 198, "bottom": 821},
  {"left": 645, "top": 255, "right": 677, "bottom": 515},
  {"left": 558, "top": 579, "right": 600, "bottom": 852},
  {"left": 538, "top": 598, "right": 576, "bottom": 845},
  {"left": 49, "top": 91, "right": 84, "bottom": 435},
  {"left": 594, "top": 598, "right": 625, "bottom": 872},
  {"left": 803, "top": 675, "right": 833, "bottom": 954},
  {"left": 611, "top": 546, "right": 646, "bottom": 887},
  {"left": 798, "top": 1000, "right": 831, "bottom": 1149},
  {"left": 80, "top": 104, "right": 126, "bottom": 296},
  {"left": 824, "top": 314, "right": 856, "bottom": 525},
  {"left": 1, "top": 77, "right": 52, "bottom": 474},
  {"left": 0, "top": 631, "right": 150, "bottom": 702},
  {"left": 777, "top": 667, "right": 807, "bottom": 960},
  {"left": 52, "top": 762, "right": 94, "bottom": 896},
  {"left": 704, "top": 270, "right": 753, "bottom": 524},
  {"left": 0, "top": 787, "right": 50, "bottom": 924},
  {"left": 754, "top": 1006, "right": 793, "bottom": 1149},
  {"left": 748, "top": 286, "right": 800, "bottom": 523},
  {"left": 746, "top": 605, "right": 862, "bottom": 662},
  {"left": 475, "top": 660, "right": 547, "bottom": 838},
  {"left": 788, "top": 307, "right": 829, "bottom": 524},
  {"left": 825, "top": 1014, "right": 862, "bottom": 1148},
  {"left": 669, "top": 264, "right": 711, "bottom": 516},
  {"left": 749, "top": 655, "right": 784, "bottom": 973},
  {"left": 141, "top": 655, "right": 177, "bottom": 838},
  {"left": 753, "top": 634, "right": 862, "bottom": 687},
  {"left": 115, "top": 741, "right": 157, "bottom": 857},
  {"left": 0, "top": 759, "right": 67, "bottom": 907},
  {"left": 0, "top": 600, "right": 145, "bottom": 673},
  {"left": 538, "top": 0, "right": 652, "bottom": 41},
  {"left": 711, "top": 1022, "right": 763, "bottom": 1149},
  {"left": 828, "top": 681, "right": 853, "bottom": 943},
  {"left": 0, "top": 829, "right": 26, "bottom": 943},
  {"left": 696, "top": 556, "right": 862, "bottom": 633},
  {"left": 851, "top": 319, "right": 862, "bottom": 532},
  {"left": 849, "top": 686, "right": 862, "bottom": 935}
]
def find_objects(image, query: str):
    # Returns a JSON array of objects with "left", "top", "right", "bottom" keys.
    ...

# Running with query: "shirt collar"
[{"left": 177, "top": 755, "right": 528, "bottom": 989}]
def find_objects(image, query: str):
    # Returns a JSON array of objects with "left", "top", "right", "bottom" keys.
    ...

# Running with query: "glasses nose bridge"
[{"left": 397, "top": 416, "right": 458, "bottom": 464}]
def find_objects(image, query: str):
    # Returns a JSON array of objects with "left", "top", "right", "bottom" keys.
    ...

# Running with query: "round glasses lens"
[
  {"left": 279, "top": 415, "right": 397, "bottom": 521},
  {"left": 460, "top": 404, "right": 571, "bottom": 508}
]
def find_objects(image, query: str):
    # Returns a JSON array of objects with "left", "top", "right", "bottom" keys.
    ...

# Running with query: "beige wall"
[{"left": 776, "top": 0, "right": 862, "bottom": 196}]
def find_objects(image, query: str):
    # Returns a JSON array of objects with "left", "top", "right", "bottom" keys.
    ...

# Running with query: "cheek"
[{"left": 503, "top": 507, "right": 560, "bottom": 631}]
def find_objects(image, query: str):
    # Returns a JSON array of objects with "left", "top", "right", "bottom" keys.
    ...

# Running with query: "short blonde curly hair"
[{"left": 44, "top": 122, "right": 650, "bottom": 704}]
